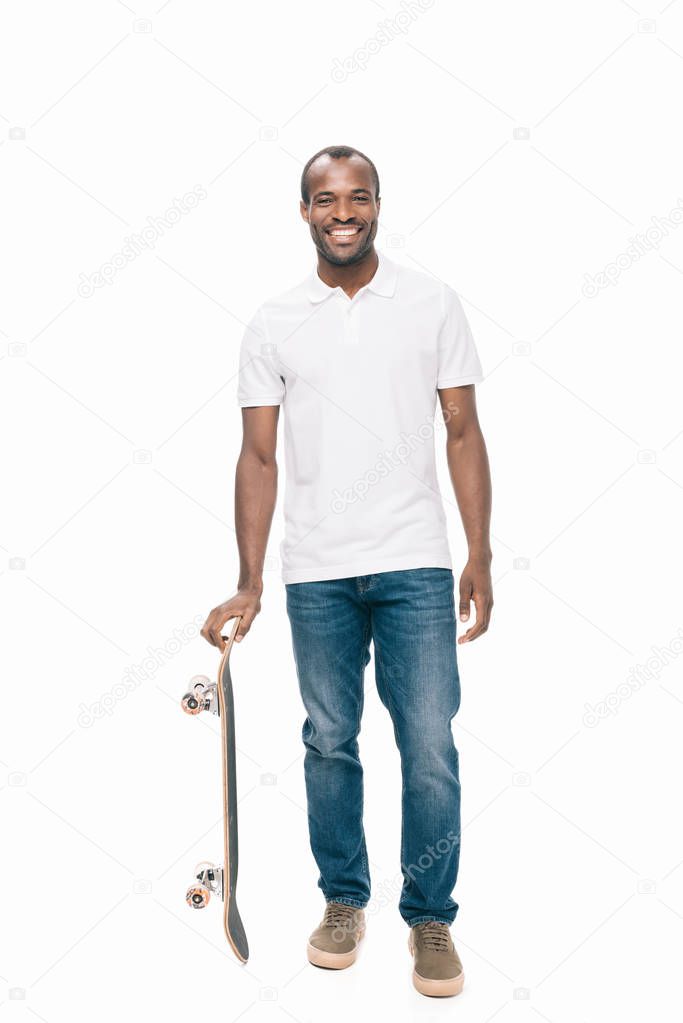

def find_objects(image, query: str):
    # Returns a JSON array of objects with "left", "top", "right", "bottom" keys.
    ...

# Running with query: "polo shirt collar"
[{"left": 306, "top": 250, "right": 397, "bottom": 303}]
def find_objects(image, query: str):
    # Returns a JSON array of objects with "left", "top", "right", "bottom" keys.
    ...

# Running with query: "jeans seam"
[
  {"left": 356, "top": 617, "right": 371, "bottom": 734},
  {"left": 406, "top": 914, "right": 455, "bottom": 927},
  {"left": 356, "top": 616, "right": 372, "bottom": 886},
  {"left": 373, "top": 636, "right": 402, "bottom": 749},
  {"left": 325, "top": 896, "right": 368, "bottom": 909},
  {"left": 373, "top": 624, "right": 408, "bottom": 896}
]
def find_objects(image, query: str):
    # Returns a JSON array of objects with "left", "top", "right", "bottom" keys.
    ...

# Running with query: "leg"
[
  {"left": 369, "top": 568, "right": 461, "bottom": 926},
  {"left": 286, "top": 577, "right": 372, "bottom": 908}
]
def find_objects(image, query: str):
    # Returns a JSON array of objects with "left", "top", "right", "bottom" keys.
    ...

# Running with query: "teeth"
[{"left": 329, "top": 228, "right": 359, "bottom": 236}]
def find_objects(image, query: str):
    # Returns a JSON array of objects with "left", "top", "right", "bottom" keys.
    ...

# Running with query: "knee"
[
  {"left": 399, "top": 724, "right": 459, "bottom": 780},
  {"left": 302, "top": 716, "right": 360, "bottom": 758}
]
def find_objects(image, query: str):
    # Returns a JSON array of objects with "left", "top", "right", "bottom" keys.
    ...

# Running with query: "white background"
[{"left": 2, "top": 1, "right": 683, "bottom": 1020}]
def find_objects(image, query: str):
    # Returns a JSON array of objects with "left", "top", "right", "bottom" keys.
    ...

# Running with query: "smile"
[{"left": 327, "top": 226, "right": 363, "bottom": 238}]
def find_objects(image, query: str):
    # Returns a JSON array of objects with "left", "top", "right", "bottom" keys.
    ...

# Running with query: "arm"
[
  {"left": 438, "top": 385, "right": 493, "bottom": 644},
  {"left": 201, "top": 405, "right": 279, "bottom": 650}
]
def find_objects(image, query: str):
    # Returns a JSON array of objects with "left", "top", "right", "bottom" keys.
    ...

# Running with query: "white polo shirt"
[{"left": 237, "top": 251, "right": 484, "bottom": 584}]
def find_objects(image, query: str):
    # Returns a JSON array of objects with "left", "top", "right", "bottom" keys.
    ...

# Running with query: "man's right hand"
[{"left": 200, "top": 586, "right": 262, "bottom": 651}]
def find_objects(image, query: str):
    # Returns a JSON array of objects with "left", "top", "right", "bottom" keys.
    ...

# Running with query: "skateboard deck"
[{"left": 181, "top": 617, "right": 249, "bottom": 962}]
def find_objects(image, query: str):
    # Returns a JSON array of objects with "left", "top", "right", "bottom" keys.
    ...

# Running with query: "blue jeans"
[{"left": 285, "top": 568, "right": 462, "bottom": 926}]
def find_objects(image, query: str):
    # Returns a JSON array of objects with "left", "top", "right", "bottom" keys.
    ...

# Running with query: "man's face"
[{"left": 300, "top": 155, "right": 380, "bottom": 266}]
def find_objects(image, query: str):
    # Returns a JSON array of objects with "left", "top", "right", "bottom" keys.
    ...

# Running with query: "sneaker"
[
  {"left": 408, "top": 921, "right": 464, "bottom": 997},
  {"left": 307, "top": 902, "right": 366, "bottom": 969}
]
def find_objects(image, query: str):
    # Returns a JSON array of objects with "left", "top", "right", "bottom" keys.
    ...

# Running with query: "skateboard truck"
[{"left": 186, "top": 861, "right": 224, "bottom": 909}]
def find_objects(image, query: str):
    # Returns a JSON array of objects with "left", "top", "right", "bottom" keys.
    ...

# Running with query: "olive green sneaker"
[
  {"left": 408, "top": 921, "right": 464, "bottom": 997},
  {"left": 307, "top": 902, "right": 366, "bottom": 969}
]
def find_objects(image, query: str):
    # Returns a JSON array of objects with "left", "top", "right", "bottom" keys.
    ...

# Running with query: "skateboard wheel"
[
  {"left": 186, "top": 884, "right": 210, "bottom": 909},
  {"left": 180, "top": 692, "right": 201, "bottom": 715},
  {"left": 190, "top": 675, "right": 210, "bottom": 691}
]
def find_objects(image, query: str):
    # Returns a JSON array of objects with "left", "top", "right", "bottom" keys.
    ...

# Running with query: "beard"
[{"left": 311, "top": 220, "right": 378, "bottom": 266}]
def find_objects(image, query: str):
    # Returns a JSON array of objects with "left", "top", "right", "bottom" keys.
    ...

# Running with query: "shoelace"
[
  {"left": 323, "top": 903, "right": 357, "bottom": 930},
  {"left": 417, "top": 921, "right": 451, "bottom": 951}
]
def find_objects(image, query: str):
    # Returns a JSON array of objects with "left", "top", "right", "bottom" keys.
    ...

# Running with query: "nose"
[{"left": 333, "top": 198, "right": 356, "bottom": 222}]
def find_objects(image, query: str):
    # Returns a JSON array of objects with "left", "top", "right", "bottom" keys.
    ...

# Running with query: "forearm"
[
  {"left": 445, "top": 426, "right": 492, "bottom": 559},
  {"left": 235, "top": 449, "right": 277, "bottom": 591}
]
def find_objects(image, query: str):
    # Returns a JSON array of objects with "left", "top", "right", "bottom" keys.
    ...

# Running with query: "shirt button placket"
[{"left": 344, "top": 303, "right": 358, "bottom": 346}]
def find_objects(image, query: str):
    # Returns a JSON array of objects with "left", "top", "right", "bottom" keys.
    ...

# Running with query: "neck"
[{"left": 316, "top": 247, "right": 378, "bottom": 299}]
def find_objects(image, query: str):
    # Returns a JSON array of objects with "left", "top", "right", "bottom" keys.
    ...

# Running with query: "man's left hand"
[{"left": 457, "top": 556, "right": 493, "bottom": 643}]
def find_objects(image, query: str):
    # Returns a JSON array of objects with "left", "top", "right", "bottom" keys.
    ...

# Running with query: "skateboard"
[{"left": 180, "top": 616, "right": 249, "bottom": 962}]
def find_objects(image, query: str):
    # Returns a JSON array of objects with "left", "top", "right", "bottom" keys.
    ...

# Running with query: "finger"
[
  {"left": 234, "top": 609, "right": 258, "bottom": 642},
  {"left": 458, "top": 619, "right": 484, "bottom": 643},
  {"left": 219, "top": 611, "right": 245, "bottom": 649},
  {"left": 228, "top": 613, "right": 246, "bottom": 643},
  {"left": 458, "top": 580, "right": 472, "bottom": 622},
  {"left": 458, "top": 593, "right": 487, "bottom": 643},
  {"left": 208, "top": 612, "right": 227, "bottom": 651},
  {"left": 201, "top": 618, "right": 217, "bottom": 648},
  {"left": 482, "top": 595, "right": 494, "bottom": 632},
  {"left": 212, "top": 625, "right": 227, "bottom": 652}
]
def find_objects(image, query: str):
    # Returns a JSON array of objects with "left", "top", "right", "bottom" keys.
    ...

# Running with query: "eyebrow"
[{"left": 312, "top": 187, "right": 371, "bottom": 199}]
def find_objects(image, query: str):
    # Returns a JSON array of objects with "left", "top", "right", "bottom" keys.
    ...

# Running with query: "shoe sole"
[
  {"left": 408, "top": 934, "right": 464, "bottom": 997},
  {"left": 307, "top": 927, "right": 365, "bottom": 970}
]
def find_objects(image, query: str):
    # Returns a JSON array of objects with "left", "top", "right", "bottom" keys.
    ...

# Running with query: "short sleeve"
[
  {"left": 236, "top": 306, "right": 285, "bottom": 407},
  {"left": 436, "top": 286, "right": 484, "bottom": 389}
]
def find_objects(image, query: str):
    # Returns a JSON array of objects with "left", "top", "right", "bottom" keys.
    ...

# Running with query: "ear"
[
  {"left": 300, "top": 199, "right": 310, "bottom": 223},
  {"left": 376, "top": 197, "right": 381, "bottom": 214}
]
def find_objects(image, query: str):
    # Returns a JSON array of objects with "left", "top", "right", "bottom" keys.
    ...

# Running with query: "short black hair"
[{"left": 300, "top": 145, "right": 380, "bottom": 205}]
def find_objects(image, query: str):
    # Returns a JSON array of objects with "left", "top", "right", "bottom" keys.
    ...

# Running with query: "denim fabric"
[{"left": 285, "top": 568, "right": 462, "bottom": 926}]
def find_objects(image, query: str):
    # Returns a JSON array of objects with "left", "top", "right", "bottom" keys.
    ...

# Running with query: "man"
[{"left": 201, "top": 145, "right": 493, "bottom": 998}]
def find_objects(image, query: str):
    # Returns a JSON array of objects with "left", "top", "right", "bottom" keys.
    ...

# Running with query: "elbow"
[{"left": 239, "top": 447, "right": 277, "bottom": 472}]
